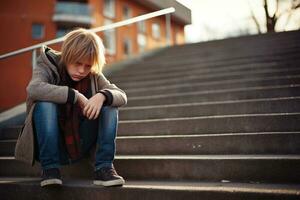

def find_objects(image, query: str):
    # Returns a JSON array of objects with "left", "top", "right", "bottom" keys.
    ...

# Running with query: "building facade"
[{"left": 0, "top": 0, "right": 191, "bottom": 110}]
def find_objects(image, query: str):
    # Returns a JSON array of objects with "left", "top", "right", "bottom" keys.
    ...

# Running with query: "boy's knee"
[
  {"left": 34, "top": 102, "right": 58, "bottom": 117},
  {"left": 34, "top": 102, "right": 59, "bottom": 135},
  {"left": 35, "top": 101, "right": 57, "bottom": 110},
  {"left": 102, "top": 106, "right": 118, "bottom": 114},
  {"left": 101, "top": 106, "right": 118, "bottom": 118}
]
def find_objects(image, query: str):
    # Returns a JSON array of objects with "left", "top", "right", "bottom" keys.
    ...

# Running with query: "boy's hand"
[
  {"left": 77, "top": 92, "right": 88, "bottom": 110},
  {"left": 83, "top": 93, "right": 106, "bottom": 120}
]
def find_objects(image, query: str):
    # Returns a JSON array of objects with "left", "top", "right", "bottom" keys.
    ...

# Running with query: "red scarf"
[{"left": 58, "top": 73, "right": 90, "bottom": 160}]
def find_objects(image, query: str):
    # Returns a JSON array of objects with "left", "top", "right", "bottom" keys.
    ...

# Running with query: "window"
[
  {"left": 123, "top": 38, "right": 132, "bottom": 56},
  {"left": 137, "top": 33, "right": 147, "bottom": 53},
  {"left": 123, "top": 5, "right": 131, "bottom": 20},
  {"left": 152, "top": 23, "right": 160, "bottom": 40},
  {"left": 56, "top": 27, "right": 71, "bottom": 38},
  {"left": 32, "top": 23, "right": 44, "bottom": 39},
  {"left": 137, "top": 14, "right": 147, "bottom": 53},
  {"left": 103, "top": 0, "right": 115, "bottom": 18},
  {"left": 103, "top": 19, "right": 116, "bottom": 54},
  {"left": 137, "top": 20, "right": 146, "bottom": 33}
]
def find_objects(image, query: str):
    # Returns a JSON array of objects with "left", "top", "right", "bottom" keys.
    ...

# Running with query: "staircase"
[{"left": 1, "top": 31, "right": 300, "bottom": 199}]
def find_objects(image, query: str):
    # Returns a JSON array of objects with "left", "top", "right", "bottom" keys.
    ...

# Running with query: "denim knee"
[
  {"left": 100, "top": 106, "right": 118, "bottom": 120},
  {"left": 34, "top": 102, "right": 59, "bottom": 132},
  {"left": 35, "top": 101, "right": 58, "bottom": 113}
]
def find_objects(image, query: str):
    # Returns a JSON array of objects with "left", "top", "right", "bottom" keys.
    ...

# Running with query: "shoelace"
[
  {"left": 99, "top": 167, "right": 117, "bottom": 176},
  {"left": 43, "top": 168, "right": 60, "bottom": 177}
]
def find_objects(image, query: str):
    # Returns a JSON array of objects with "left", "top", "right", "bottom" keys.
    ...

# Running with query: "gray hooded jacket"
[{"left": 14, "top": 45, "right": 127, "bottom": 166}]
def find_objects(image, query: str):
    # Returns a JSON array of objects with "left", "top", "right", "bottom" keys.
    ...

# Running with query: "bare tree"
[{"left": 250, "top": 0, "right": 300, "bottom": 33}]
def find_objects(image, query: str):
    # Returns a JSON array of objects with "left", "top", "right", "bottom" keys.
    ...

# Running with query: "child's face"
[{"left": 66, "top": 58, "right": 93, "bottom": 81}]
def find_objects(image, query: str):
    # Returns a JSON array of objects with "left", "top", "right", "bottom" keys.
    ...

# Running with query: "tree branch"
[
  {"left": 264, "top": 0, "right": 270, "bottom": 18},
  {"left": 248, "top": 0, "right": 262, "bottom": 34},
  {"left": 292, "top": 0, "right": 300, "bottom": 9}
]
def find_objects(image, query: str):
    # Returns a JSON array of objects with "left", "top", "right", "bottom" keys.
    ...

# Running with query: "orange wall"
[
  {"left": 0, "top": 0, "right": 187, "bottom": 111},
  {"left": 0, "top": 0, "right": 56, "bottom": 111}
]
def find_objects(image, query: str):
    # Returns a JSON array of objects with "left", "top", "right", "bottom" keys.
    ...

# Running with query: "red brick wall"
[{"left": 0, "top": 0, "right": 56, "bottom": 110}]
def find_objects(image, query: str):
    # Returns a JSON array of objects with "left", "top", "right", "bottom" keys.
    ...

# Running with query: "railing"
[{"left": 0, "top": 7, "right": 175, "bottom": 66}]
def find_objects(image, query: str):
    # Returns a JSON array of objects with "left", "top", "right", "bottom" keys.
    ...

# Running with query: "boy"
[{"left": 14, "top": 28, "right": 127, "bottom": 187}]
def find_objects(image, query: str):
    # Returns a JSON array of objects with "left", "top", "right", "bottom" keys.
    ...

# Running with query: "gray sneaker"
[
  {"left": 41, "top": 168, "right": 62, "bottom": 187},
  {"left": 93, "top": 166, "right": 125, "bottom": 187}
]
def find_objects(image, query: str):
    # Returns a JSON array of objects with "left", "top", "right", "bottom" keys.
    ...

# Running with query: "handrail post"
[
  {"left": 166, "top": 13, "right": 172, "bottom": 46},
  {"left": 32, "top": 49, "right": 37, "bottom": 69}
]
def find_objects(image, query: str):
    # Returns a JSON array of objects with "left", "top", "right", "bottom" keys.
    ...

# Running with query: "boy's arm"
[
  {"left": 26, "top": 64, "right": 78, "bottom": 104},
  {"left": 96, "top": 73, "right": 127, "bottom": 107}
]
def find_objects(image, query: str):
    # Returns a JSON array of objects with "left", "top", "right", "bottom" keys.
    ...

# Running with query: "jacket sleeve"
[
  {"left": 96, "top": 73, "right": 127, "bottom": 107},
  {"left": 26, "top": 63, "right": 77, "bottom": 104}
]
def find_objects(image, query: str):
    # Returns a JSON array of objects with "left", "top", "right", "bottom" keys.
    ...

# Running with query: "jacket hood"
[{"left": 37, "top": 45, "right": 62, "bottom": 80}]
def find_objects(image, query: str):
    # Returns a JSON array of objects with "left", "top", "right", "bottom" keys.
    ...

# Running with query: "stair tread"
[
  {"left": 2, "top": 155, "right": 300, "bottom": 160},
  {"left": 1, "top": 131, "right": 299, "bottom": 141},
  {"left": 121, "top": 96, "right": 300, "bottom": 110},
  {"left": 0, "top": 177, "right": 299, "bottom": 195},
  {"left": 3, "top": 112, "right": 300, "bottom": 126},
  {"left": 120, "top": 112, "right": 300, "bottom": 123},
  {"left": 128, "top": 84, "right": 300, "bottom": 100}
]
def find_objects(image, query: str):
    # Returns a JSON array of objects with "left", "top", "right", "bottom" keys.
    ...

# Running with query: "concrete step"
[
  {"left": 115, "top": 155, "right": 300, "bottom": 183},
  {"left": 0, "top": 126, "right": 20, "bottom": 140},
  {"left": 109, "top": 59, "right": 299, "bottom": 82},
  {"left": 1, "top": 132, "right": 300, "bottom": 156},
  {"left": 1, "top": 178, "right": 299, "bottom": 200},
  {"left": 112, "top": 54, "right": 300, "bottom": 78},
  {"left": 118, "top": 113, "right": 300, "bottom": 136},
  {"left": 110, "top": 59, "right": 300, "bottom": 83},
  {"left": 0, "top": 155, "right": 300, "bottom": 183},
  {"left": 117, "top": 132, "right": 300, "bottom": 155},
  {"left": 116, "top": 45, "right": 300, "bottom": 71},
  {"left": 128, "top": 50, "right": 300, "bottom": 75},
  {"left": 148, "top": 48, "right": 300, "bottom": 66},
  {"left": 126, "top": 84, "right": 300, "bottom": 107},
  {"left": 2, "top": 112, "right": 300, "bottom": 137},
  {"left": 124, "top": 75, "right": 300, "bottom": 97},
  {"left": 1, "top": 97, "right": 299, "bottom": 138},
  {"left": 147, "top": 45, "right": 300, "bottom": 64},
  {"left": 112, "top": 64, "right": 300, "bottom": 85},
  {"left": 119, "top": 67, "right": 300, "bottom": 89},
  {"left": 142, "top": 39, "right": 299, "bottom": 61},
  {"left": 148, "top": 38, "right": 300, "bottom": 55},
  {"left": 159, "top": 36, "right": 300, "bottom": 53},
  {"left": 159, "top": 44, "right": 300, "bottom": 59},
  {"left": 114, "top": 54, "right": 300, "bottom": 78},
  {"left": 120, "top": 97, "right": 300, "bottom": 120},
  {"left": 0, "top": 140, "right": 14, "bottom": 156}
]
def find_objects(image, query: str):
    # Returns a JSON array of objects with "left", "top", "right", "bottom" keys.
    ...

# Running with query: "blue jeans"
[{"left": 33, "top": 101, "right": 118, "bottom": 171}]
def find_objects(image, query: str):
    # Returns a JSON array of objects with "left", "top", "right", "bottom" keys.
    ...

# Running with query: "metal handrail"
[{"left": 0, "top": 7, "right": 175, "bottom": 60}]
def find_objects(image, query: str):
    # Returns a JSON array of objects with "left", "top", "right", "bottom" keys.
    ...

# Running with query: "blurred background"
[
  {"left": 0, "top": 0, "right": 299, "bottom": 111},
  {"left": 178, "top": 0, "right": 300, "bottom": 42}
]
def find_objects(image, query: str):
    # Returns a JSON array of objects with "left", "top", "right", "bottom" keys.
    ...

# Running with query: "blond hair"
[{"left": 60, "top": 28, "right": 106, "bottom": 75}]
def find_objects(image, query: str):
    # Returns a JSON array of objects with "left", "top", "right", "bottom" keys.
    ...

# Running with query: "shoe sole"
[
  {"left": 93, "top": 178, "right": 125, "bottom": 187},
  {"left": 41, "top": 178, "right": 62, "bottom": 187}
]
